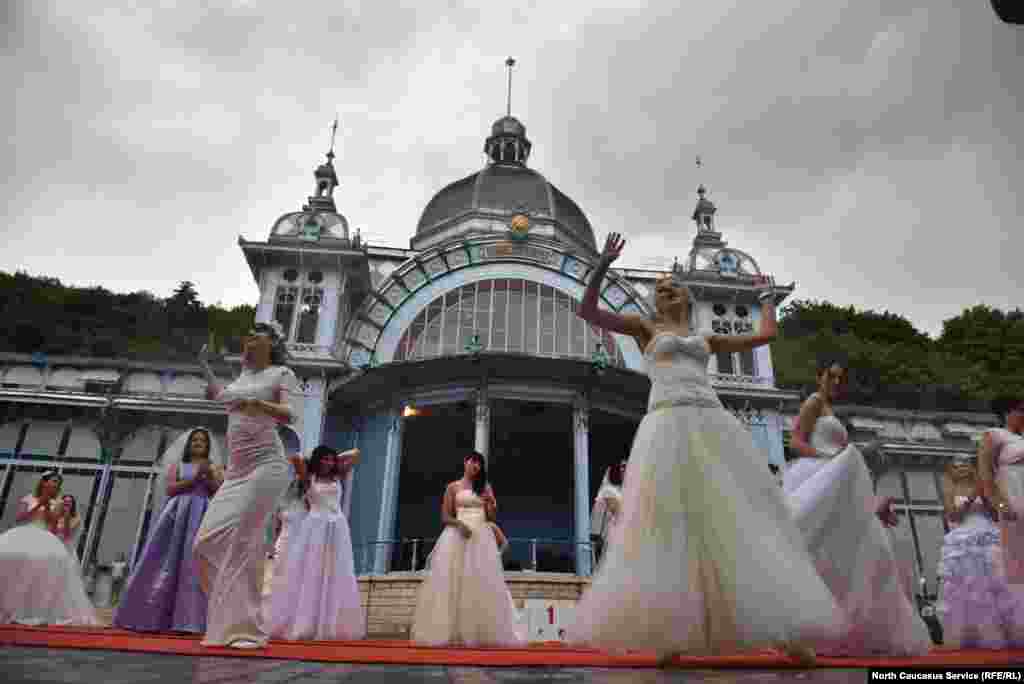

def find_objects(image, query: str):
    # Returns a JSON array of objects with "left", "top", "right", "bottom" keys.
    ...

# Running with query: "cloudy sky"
[{"left": 2, "top": 1, "right": 1021, "bottom": 338}]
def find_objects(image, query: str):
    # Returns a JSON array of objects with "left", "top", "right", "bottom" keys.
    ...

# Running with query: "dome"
[
  {"left": 271, "top": 210, "right": 349, "bottom": 242},
  {"left": 415, "top": 165, "right": 595, "bottom": 250},
  {"left": 413, "top": 115, "right": 596, "bottom": 251}
]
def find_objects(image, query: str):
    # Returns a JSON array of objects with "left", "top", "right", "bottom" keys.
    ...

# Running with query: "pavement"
[{"left": 0, "top": 646, "right": 868, "bottom": 683}]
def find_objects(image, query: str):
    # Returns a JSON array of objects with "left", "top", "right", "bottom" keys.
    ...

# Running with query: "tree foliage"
[
  {"left": 774, "top": 299, "right": 1021, "bottom": 411},
  {"left": 0, "top": 270, "right": 255, "bottom": 362}
]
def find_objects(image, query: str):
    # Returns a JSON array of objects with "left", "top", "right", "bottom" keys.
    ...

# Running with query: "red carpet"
[{"left": 2, "top": 625, "right": 1024, "bottom": 669}]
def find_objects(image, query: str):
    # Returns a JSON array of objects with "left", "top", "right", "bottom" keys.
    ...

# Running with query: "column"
[
  {"left": 573, "top": 396, "right": 592, "bottom": 576},
  {"left": 374, "top": 405, "right": 404, "bottom": 574},
  {"left": 474, "top": 385, "right": 490, "bottom": 462},
  {"left": 299, "top": 375, "right": 326, "bottom": 459}
]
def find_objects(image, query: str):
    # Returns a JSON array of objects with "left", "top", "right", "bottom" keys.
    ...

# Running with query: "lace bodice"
[
  {"left": 644, "top": 333, "right": 722, "bottom": 410},
  {"left": 307, "top": 477, "right": 343, "bottom": 515},
  {"left": 810, "top": 414, "right": 849, "bottom": 457},
  {"left": 217, "top": 365, "right": 298, "bottom": 425},
  {"left": 455, "top": 489, "right": 487, "bottom": 526}
]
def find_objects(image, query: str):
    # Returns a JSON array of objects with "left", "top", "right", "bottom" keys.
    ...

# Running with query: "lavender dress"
[{"left": 114, "top": 462, "right": 215, "bottom": 633}]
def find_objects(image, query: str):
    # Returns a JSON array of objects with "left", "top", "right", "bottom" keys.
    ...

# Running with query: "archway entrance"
[
  {"left": 394, "top": 402, "right": 475, "bottom": 571},
  {"left": 489, "top": 399, "right": 574, "bottom": 572}
]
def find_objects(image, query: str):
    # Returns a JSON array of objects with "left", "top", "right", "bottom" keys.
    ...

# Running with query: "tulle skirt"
[
  {"left": 411, "top": 520, "right": 523, "bottom": 647},
  {"left": 784, "top": 450, "right": 932, "bottom": 655},
  {"left": 568, "top": 404, "right": 844, "bottom": 656},
  {"left": 937, "top": 516, "right": 1024, "bottom": 649},
  {"left": 266, "top": 510, "right": 365, "bottom": 641},
  {"left": 0, "top": 524, "right": 99, "bottom": 626}
]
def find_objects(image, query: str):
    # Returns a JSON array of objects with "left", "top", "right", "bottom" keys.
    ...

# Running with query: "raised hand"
[
  {"left": 198, "top": 343, "right": 211, "bottom": 367},
  {"left": 600, "top": 233, "right": 625, "bottom": 265}
]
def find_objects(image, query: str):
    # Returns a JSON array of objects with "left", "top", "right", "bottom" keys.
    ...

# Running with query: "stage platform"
[{"left": 2, "top": 625, "right": 1024, "bottom": 683}]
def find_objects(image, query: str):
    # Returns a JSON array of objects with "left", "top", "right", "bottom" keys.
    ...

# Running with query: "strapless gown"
[
  {"left": 0, "top": 496, "right": 98, "bottom": 626},
  {"left": 784, "top": 413, "right": 932, "bottom": 655},
  {"left": 266, "top": 477, "right": 365, "bottom": 641},
  {"left": 568, "top": 333, "right": 843, "bottom": 656},
  {"left": 411, "top": 489, "right": 524, "bottom": 647}
]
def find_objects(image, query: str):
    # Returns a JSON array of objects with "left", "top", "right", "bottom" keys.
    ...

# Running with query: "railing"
[
  {"left": 353, "top": 537, "right": 596, "bottom": 576},
  {"left": 709, "top": 373, "right": 772, "bottom": 387}
]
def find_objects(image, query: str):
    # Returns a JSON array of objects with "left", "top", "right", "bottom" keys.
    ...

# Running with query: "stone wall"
[{"left": 357, "top": 572, "right": 590, "bottom": 638}]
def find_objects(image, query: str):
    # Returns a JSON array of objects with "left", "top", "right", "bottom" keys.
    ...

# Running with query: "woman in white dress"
[
  {"left": 194, "top": 320, "right": 298, "bottom": 649},
  {"left": 978, "top": 397, "right": 1024, "bottom": 585},
  {"left": 267, "top": 444, "right": 365, "bottom": 641},
  {"left": 0, "top": 471, "right": 98, "bottom": 625},
  {"left": 785, "top": 358, "right": 931, "bottom": 655},
  {"left": 568, "top": 233, "right": 842, "bottom": 665},
  {"left": 590, "top": 461, "right": 625, "bottom": 567},
  {"left": 262, "top": 426, "right": 306, "bottom": 599},
  {"left": 411, "top": 452, "right": 523, "bottom": 647}
]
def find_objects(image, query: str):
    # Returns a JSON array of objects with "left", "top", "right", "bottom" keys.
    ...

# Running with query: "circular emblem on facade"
[{"left": 509, "top": 213, "right": 530, "bottom": 241}]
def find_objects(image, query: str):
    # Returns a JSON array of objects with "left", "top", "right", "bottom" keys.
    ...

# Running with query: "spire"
[
  {"left": 505, "top": 57, "right": 515, "bottom": 117},
  {"left": 485, "top": 58, "right": 532, "bottom": 165},
  {"left": 690, "top": 156, "right": 724, "bottom": 248},
  {"left": 307, "top": 118, "right": 340, "bottom": 213}
]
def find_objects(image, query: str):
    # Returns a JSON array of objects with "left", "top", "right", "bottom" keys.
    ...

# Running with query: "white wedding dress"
[
  {"left": 784, "top": 409, "right": 932, "bottom": 655},
  {"left": 0, "top": 495, "right": 99, "bottom": 625},
  {"left": 411, "top": 489, "right": 523, "bottom": 647},
  {"left": 568, "top": 333, "right": 843, "bottom": 655}
]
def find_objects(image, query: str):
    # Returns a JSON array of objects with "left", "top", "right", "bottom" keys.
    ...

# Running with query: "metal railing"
[{"left": 353, "top": 536, "right": 596, "bottom": 576}]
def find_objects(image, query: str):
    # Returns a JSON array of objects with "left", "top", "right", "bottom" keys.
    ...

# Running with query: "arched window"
[{"left": 394, "top": 278, "right": 625, "bottom": 366}]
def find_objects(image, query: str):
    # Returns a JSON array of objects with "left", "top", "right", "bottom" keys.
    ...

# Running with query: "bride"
[
  {"left": 0, "top": 471, "right": 99, "bottom": 625},
  {"left": 411, "top": 451, "right": 522, "bottom": 647},
  {"left": 785, "top": 358, "right": 931, "bottom": 655},
  {"left": 567, "top": 233, "right": 842, "bottom": 665}
]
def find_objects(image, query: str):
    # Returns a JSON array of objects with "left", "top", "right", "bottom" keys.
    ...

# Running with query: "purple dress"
[{"left": 113, "top": 462, "right": 214, "bottom": 633}]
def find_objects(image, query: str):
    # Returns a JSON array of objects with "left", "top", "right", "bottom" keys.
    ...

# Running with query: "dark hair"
[
  {"left": 61, "top": 493, "right": 78, "bottom": 517},
  {"left": 993, "top": 396, "right": 1024, "bottom": 421},
  {"left": 253, "top": 322, "right": 289, "bottom": 366},
  {"left": 816, "top": 352, "right": 849, "bottom": 375},
  {"left": 608, "top": 462, "right": 625, "bottom": 487},
  {"left": 34, "top": 471, "right": 63, "bottom": 498},
  {"left": 181, "top": 428, "right": 211, "bottom": 464},
  {"left": 309, "top": 445, "right": 340, "bottom": 480},
  {"left": 768, "top": 464, "right": 780, "bottom": 475},
  {"left": 465, "top": 451, "right": 488, "bottom": 496}
]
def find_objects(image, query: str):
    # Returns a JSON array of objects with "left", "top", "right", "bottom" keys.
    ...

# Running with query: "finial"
[
  {"left": 696, "top": 155, "right": 707, "bottom": 196},
  {"left": 327, "top": 117, "right": 339, "bottom": 162},
  {"left": 505, "top": 57, "right": 516, "bottom": 117}
]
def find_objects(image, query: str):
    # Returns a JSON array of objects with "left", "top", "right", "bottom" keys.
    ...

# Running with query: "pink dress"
[
  {"left": 266, "top": 477, "right": 365, "bottom": 641},
  {"left": 193, "top": 365, "right": 297, "bottom": 647},
  {"left": 936, "top": 498, "right": 1022, "bottom": 649},
  {"left": 992, "top": 429, "right": 1024, "bottom": 584}
]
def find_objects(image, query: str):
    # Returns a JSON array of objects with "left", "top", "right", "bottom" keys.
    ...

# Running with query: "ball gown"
[
  {"left": 114, "top": 461, "right": 216, "bottom": 633},
  {"left": 0, "top": 495, "right": 98, "bottom": 626},
  {"left": 936, "top": 499, "right": 1024, "bottom": 649},
  {"left": 411, "top": 489, "right": 524, "bottom": 647},
  {"left": 568, "top": 333, "right": 843, "bottom": 657},
  {"left": 267, "top": 476, "right": 365, "bottom": 641},
  {"left": 784, "top": 409, "right": 932, "bottom": 655}
]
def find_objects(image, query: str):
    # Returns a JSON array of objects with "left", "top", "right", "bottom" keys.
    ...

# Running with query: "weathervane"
[{"left": 505, "top": 57, "right": 516, "bottom": 117}]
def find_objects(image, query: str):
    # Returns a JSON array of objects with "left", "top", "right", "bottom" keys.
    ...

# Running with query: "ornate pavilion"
[{"left": 0, "top": 106, "right": 1000, "bottom": 634}]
